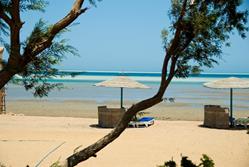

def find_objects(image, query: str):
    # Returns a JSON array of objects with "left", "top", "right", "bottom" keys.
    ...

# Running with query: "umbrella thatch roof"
[
  {"left": 94, "top": 76, "right": 149, "bottom": 89},
  {"left": 204, "top": 77, "right": 249, "bottom": 89}
]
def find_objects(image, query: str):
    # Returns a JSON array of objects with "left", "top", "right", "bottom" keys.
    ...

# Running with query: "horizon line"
[{"left": 57, "top": 69, "right": 249, "bottom": 75}]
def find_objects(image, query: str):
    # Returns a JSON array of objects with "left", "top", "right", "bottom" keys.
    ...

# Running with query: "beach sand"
[
  {"left": 0, "top": 100, "right": 249, "bottom": 167},
  {"left": 0, "top": 115, "right": 248, "bottom": 167}
]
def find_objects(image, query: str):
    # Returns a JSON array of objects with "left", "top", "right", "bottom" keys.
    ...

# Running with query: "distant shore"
[{"left": 6, "top": 99, "right": 249, "bottom": 120}]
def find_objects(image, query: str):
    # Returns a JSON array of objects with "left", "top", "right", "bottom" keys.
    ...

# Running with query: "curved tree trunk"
[
  {"left": 0, "top": 70, "right": 15, "bottom": 89},
  {"left": 66, "top": 96, "right": 162, "bottom": 166},
  {"left": 65, "top": 53, "right": 177, "bottom": 166},
  {"left": 64, "top": 1, "right": 190, "bottom": 166}
]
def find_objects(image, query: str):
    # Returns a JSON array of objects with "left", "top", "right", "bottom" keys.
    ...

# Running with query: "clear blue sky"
[{"left": 12, "top": 0, "right": 249, "bottom": 73}]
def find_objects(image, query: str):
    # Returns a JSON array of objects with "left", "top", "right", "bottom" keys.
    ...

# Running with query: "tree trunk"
[
  {"left": 66, "top": 95, "right": 163, "bottom": 166},
  {"left": 65, "top": 52, "right": 177, "bottom": 166},
  {"left": 0, "top": 70, "right": 15, "bottom": 89}
]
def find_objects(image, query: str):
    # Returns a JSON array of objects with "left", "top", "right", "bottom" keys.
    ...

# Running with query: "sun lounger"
[
  {"left": 129, "top": 117, "right": 155, "bottom": 128},
  {"left": 234, "top": 117, "right": 249, "bottom": 128},
  {"left": 163, "top": 97, "right": 175, "bottom": 103}
]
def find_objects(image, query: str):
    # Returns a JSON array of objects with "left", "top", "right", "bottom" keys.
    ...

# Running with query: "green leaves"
[
  {"left": 158, "top": 154, "right": 214, "bottom": 167},
  {"left": 161, "top": 29, "right": 169, "bottom": 49},
  {"left": 0, "top": 1, "right": 10, "bottom": 46},
  {"left": 88, "top": 0, "right": 102, "bottom": 7},
  {"left": 1, "top": 1, "right": 87, "bottom": 97},
  {"left": 163, "top": 0, "right": 248, "bottom": 78},
  {"left": 0, "top": 20, "right": 9, "bottom": 47},
  {"left": 199, "top": 154, "right": 215, "bottom": 167},
  {"left": 20, "top": 0, "right": 49, "bottom": 12},
  {"left": 16, "top": 19, "right": 79, "bottom": 97},
  {"left": 0, "top": 0, "right": 49, "bottom": 12}
]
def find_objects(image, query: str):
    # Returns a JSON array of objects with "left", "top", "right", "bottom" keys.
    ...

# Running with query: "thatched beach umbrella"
[
  {"left": 204, "top": 77, "right": 249, "bottom": 125},
  {"left": 94, "top": 76, "right": 149, "bottom": 108}
]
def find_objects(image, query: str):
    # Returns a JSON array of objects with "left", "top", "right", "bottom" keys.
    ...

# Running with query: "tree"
[
  {"left": 63, "top": 0, "right": 248, "bottom": 166},
  {"left": 0, "top": 0, "right": 248, "bottom": 166},
  {"left": 0, "top": 0, "right": 93, "bottom": 96}
]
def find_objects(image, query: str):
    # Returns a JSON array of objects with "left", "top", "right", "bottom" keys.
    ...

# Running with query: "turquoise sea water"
[
  {"left": 56, "top": 71, "right": 249, "bottom": 78},
  {"left": 6, "top": 71, "right": 249, "bottom": 111}
]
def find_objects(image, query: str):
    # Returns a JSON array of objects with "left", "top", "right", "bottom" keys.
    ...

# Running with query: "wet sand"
[{"left": 6, "top": 99, "right": 249, "bottom": 120}]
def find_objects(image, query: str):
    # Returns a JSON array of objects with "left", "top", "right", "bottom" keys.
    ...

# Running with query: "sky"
[{"left": 4, "top": 0, "right": 249, "bottom": 73}]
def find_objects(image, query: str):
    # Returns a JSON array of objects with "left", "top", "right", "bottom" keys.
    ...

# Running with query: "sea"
[{"left": 6, "top": 71, "right": 249, "bottom": 111}]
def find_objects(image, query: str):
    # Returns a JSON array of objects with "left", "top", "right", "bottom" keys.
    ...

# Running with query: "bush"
[
  {"left": 158, "top": 154, "right": 214, "bottom": 167},
  {"left": 0, "top": 163, "right": 6, "bottom": 167}
]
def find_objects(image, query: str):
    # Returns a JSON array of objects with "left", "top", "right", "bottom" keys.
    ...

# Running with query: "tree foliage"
[
  {"left": 18, "top": 20, "right": 79, "bottom": 97},
  {"left": 163, "top": 0, "right": 248, "bottom": 78},
  {"left": 158, "top": 154, "right": 215, "bottom": 167},
  {"left": 0, "top": 0, "right": 95, "bottom": 96},
  {"left": 0, "top": 0, "right": 47, "bottom": 44}
]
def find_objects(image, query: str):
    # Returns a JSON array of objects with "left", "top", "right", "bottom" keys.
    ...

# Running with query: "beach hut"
[{"left": 204, "top": 77, "right": 249, "bottom": 126}]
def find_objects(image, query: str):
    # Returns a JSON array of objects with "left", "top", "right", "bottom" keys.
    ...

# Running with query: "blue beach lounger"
[
  {"left": 234, "top": 117, "right": 249, "bottom": 128},
  {"left": 129, "top": 117, "right": 155, "bottom": 128}
]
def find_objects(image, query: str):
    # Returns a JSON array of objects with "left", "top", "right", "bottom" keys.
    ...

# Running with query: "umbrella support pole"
[{"left": 120, "top": 87, "right": 123, "bottom": 108}]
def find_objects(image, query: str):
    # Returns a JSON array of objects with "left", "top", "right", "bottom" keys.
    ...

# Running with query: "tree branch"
[
  {"left": 0, "top": 70, "right": 16, "bottom": 89},
  {"left": 159, "top": 0, "right": 189, "bottom": 89},
  {"left": 6, "top": 0, "right": 22, "bottom": 73},
  {"left": 24, "top": 0, "right": 88, "bottom": 59},
  {"left": 0, "top": 0, "right": 88, "bottom": 89},
  {"left": 157, "top": 52, "right": 171, "bottom": 98},
  {"left": 167, "top": 0, "right": 188, "bottom": 56},
  {"left": 167, "top": 56, "right": 178, "bottom": 81}
]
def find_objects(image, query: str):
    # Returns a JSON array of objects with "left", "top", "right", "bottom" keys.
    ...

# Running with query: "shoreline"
[{"left": 6, "top": 99, "right": 249, "bottom": 121}]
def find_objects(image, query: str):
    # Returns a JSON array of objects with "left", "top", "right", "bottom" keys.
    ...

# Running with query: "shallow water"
[{"left": 6, "top": 79, "right": 249, "bottom": 111}]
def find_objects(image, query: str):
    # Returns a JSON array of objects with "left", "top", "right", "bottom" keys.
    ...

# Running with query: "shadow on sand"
[{"left": 198, "top": 124, "right": 249, "bottom": 131}]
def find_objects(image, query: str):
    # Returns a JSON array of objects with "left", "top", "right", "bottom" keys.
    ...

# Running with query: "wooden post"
[
  {"left": 120, "top": 87, "right": 123, "bottom": 108},
  {"left": 0, "top": 47, "right": 6, "bottom": 114}
]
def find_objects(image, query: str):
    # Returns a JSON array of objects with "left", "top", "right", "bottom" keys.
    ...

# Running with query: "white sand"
[{"left": 0, "top": 115, "right": 248, "bottom": 167}]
